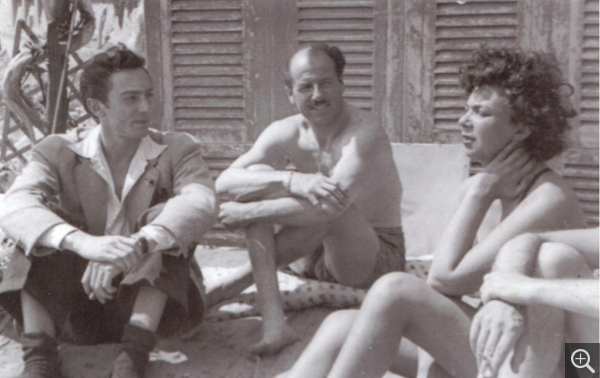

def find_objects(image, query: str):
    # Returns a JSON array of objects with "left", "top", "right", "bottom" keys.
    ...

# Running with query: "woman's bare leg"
[
  {"left": 327, "top": 272, "right": 477, "bottom": 378},
  {"left": 498, "top": 242, "right": 596, "bottom": 377},
  {"left": 280, "top": 309, "right": 418, "bottom": 378}
]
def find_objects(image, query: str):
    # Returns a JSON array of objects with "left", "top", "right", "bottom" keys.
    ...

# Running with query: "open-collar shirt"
[{"left": 38, "top": 126, "right": 176, "bottom": 253}]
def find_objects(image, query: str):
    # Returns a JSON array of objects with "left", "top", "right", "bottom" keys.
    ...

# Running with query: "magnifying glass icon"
[{"left": 571, "top": 349, "right": 596, "bottom": 373}]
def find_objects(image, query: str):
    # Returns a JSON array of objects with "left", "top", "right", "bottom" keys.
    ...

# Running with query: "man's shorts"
[
  {"left": 0, "top": 243, "right": 205, "bottom": 345},
  {"left": 294, "top": 226, "right": 406, "bottom": 289}
]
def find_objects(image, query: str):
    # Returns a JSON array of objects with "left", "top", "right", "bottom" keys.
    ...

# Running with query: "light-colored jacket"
[{"left": 0, "top": 127, "right": 218, "bottom": 256}]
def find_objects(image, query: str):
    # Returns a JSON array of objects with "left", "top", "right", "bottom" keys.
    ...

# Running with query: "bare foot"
[{"left": 250, "top": 323, "right": 299, "bottom": 356}]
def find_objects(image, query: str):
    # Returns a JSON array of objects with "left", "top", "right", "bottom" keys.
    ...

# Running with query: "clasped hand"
[
  {"left": 288, "top": 172, "right": 348, "bottom": 215},
  {"left": 81, "top": 261, "right": 122, "bottom": 303},
  {"left": 69, "top": 234, "right": 147, "bottom": 303},
  {"left": 68, "top": 233, "right": 144, "bottom": 272},
  {"left": 480, "top": 271, "right": 532, "bottom": 306},
  {"left": 470, "top": 300, "right": 525, "bottom": 378},
  {"left": 474, "top": 140, "right": 538, "bottom": 200}
]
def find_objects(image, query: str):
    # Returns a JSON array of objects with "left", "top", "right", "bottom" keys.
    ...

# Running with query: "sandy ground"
[{"left": 0, "top": 246, "right": 404, "bottom": 378}]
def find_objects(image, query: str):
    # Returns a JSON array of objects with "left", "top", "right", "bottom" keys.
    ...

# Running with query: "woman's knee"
[
  {"left": 536, "top": 242, "right": 590, "bottom": 279},
  {"left": 315, "top": 310, "right": 358, "bottom": 342},
  {"left": 367, "top": 272, "right": 427, "bottom": 307}
]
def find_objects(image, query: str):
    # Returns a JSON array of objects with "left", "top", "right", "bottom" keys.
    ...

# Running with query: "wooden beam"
[
  {"left": 144, "top": 0, "right": 165, "bottom": 131},
  {"left": 242, "top": 0, "right": 298, "bottom": 142},
  {"left": 385, "top": 0, "right": 404, "bottom": 142}
]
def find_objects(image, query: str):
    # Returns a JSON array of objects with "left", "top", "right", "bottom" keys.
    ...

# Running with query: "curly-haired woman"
[{"left": 278, "top": 47, "right": 587, "bottom": 378}]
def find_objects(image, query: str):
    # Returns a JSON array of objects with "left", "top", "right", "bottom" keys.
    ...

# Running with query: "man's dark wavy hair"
[
  {"left": 459, "top": 46, "right": 576, "bottom": 161},
  {"left": 284, "top": 43, "right": 346, "bottom": 88},
  {"left": 80, "top": 45, "right": 147, "bottom": 116}
]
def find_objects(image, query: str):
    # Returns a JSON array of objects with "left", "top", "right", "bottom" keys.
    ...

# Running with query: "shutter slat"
[
  {"left": 175, "top": 98, "right": 244, "bottom": 108},
  {"left": 172, "top": 0, "right": 241, "bottom": 10},
  {"left": 175, "top": 119, "right": 245, "bottom": 129},
  {"left": 299, "top": 8, "right": 373, "bottom": 19},
  {"left": 298, "top": 20, "right": 373, "bottom": 30},
  {"left": 436, "top": 15, "right": 517, "bottom": 27},
  {"left": 299, "top": 1, "right": 374, "bottom": 8},
  {"left": 176, "top": 109, "right": 244, "bottom": 119},
  {"left": 173, "top": 54, "right": 243, "bottom": 65},
  {"left": 172, "top": 32, "right": 242, "bottom": 44},
  {"left": 173, "top": 76, "right": 243, "bottom": 87},
  {"left": 437, "top": 4, "right": 517, "bottom": 16},
  {"left": 171, "top": 10, "right": 242, "bottom": 22},
  {"left": 172, "top": 21, "right": 242, "bottom": 33},
  {"left": 174, "top": 66, "right": 244, "bottom": 76},
  {"left": 174, "top": 87, "right": 244, "bottom": 97},
  {"left": 173, "top": 44, "right": 243, "bottom": 55}
]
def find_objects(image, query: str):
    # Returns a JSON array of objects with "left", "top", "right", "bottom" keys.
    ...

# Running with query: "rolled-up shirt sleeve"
[
  {"left": 37, "top": 223, "right": 78, "bottom": 251},
  {"left": 137, "top": 224, "right": 180, "bottom": 255}
]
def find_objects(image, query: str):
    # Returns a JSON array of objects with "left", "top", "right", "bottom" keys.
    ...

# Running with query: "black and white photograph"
[{"left": 0, "top": 1, "right": 597, "bottom": 377}]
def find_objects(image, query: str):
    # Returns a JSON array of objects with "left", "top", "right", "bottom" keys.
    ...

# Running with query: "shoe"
[
  {"left": 110, "top": 324, "right": 158, "bottom": 378},
  {"left": 18, "top": 332, "right": 60, "bottom": 378}
]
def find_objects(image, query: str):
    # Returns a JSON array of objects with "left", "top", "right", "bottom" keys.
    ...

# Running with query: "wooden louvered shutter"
[
  {"left": 431, "top": 0, "right": 519, "bottom": 144},
  {"left": 296, "top": 0, "right": 388, "bottom": 130},
  {"left": 579, "top": 0, "right": 599, "bottom": 148},
  {"left": 561, "top": 0, "right": 599, "bottom": 227},
  {"left": 170, "top": 0, "right": 245, "bottom": 144}
]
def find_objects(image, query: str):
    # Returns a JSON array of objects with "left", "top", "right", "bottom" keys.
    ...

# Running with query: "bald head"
[{"left": 285, "top": 44, "right": 346, "bottom": 88}]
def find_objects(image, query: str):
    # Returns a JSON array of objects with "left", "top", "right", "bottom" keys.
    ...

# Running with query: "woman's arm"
[{"left": 427, "top": 143, "right": 540, "bottom": 295}]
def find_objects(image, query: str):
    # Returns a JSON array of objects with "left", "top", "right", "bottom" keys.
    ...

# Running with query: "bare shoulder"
[
  {"left": 345, "top": 104, "right": 391, "bottom": 150},
  {"left": 518, "top": 169, "right": 587, "bottom": 227},
  {"left": 258, "top": 115, "right": 303, "bottom": 145}
]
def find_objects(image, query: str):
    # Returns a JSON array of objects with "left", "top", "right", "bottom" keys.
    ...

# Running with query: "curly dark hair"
[
  {"left": 80, "top": 45, "right": 147, "bottom": 116},
  {"left": 459, "top": 46, "right": 576, "bottom": 161},
  {"left": 284, "top": 43, "right": 346, "bottom": 88}
]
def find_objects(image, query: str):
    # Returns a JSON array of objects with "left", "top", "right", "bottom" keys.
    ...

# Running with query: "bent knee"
[
  {"left": 536, "top": 242, "right": 590, "bottom": 279},
  {"left": 368, "top": 272, "right": 428, "bottom": 303},
  {"left": 322, "top": 309, "right": 358, "bottom": 328}
]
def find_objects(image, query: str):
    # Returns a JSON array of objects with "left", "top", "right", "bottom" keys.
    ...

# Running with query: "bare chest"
[{"left": 287, "top": 138, "right": 343, "bottom": 176}]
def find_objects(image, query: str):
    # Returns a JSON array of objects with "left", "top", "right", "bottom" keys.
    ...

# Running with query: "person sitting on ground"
[
  {"left": 211, "top": 43, "right": 405, "bottom": 356},
  {"left": 471, "top": 228, "right": 599, "bottom": 378},
  {"left": 277, "top": 46, "right": 587, "bottom": 378},
  {"left": 0, "top": 46, "right": 218, "bottom": 378}
]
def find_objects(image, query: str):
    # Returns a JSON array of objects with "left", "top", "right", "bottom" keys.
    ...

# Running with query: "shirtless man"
[{"left": 212, "top": 43, "right": 405, "bottom": 355}]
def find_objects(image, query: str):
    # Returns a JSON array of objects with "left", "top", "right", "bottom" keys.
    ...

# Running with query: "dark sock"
[
  {"left": 110, "top": 324, "right": 158, "bottom": 378},
  {"left": 18, "top": 332, "right": 60, "bottom": 378}
]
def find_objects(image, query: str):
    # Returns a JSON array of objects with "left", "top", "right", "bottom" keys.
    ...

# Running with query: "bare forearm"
[
  {"left": 515, "top": 279, "right": 599, "bottom": 318},
  {"left": 216, "top": 168, "right": 291, "bottom": 202},
  {"left": 236, "top": 197, "right": 339, "bottom": 227},
  {"left": 428, "top": 187, "right": 494, "bottom": 292}
]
